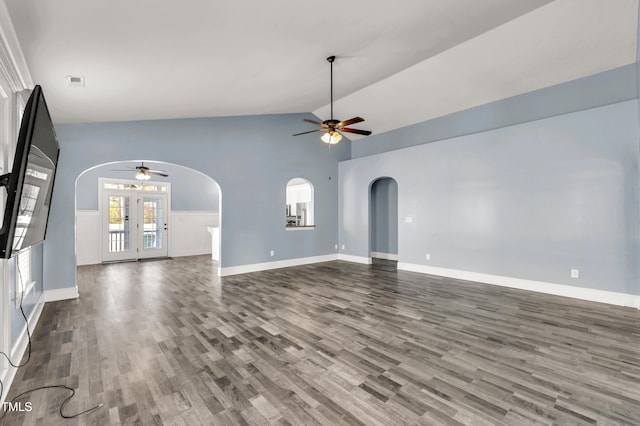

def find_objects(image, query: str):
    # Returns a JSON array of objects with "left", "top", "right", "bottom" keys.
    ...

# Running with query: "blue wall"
[
  {"left": 76, "top": 162, "right": 219, "bottom": 211},
  {"left": 37, "top": 64, "right": 640, "bottom": 300},
  {"left": 352, "top": 64, "right": 637, "bottom": 159},
  {"left": 370, "top": 177, "right": 398, "bottom": 255},
  {"left": 340, "top": 99, "right": 640, "bottom": 296},
  {"left": 44, "top": 113, "right": 349, "bottom": 291}
]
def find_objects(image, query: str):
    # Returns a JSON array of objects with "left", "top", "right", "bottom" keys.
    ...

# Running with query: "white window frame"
[
  {"left": 285, "top": 178, "right": 315, "bottom": 230},
  {"left": 0, "top": 3, "right": 35, "bottom": 401}
]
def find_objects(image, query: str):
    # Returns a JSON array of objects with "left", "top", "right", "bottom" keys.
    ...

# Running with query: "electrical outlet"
[
  {"left": 426, "top": 253, "right": 431, "bottom": 260},
  {"left": 570, "top": 269, "right": 579, "bottom": 278},
  {"left": 270, "top": 250, "right": 275, "bottom": 257},
  {"left": 334, "top": 244, "right": 338, "bottom": 250},
  {"left": 341, "top": 244, "right": 345, "bottom": 250},
  {"left": 405, "top": 216, "right": 413, "bottom": 223}
]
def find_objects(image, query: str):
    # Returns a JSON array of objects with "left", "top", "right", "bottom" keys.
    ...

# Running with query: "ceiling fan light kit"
[
  {"left": 112, "top": 162, "right": 169, "bottom": 180},
  {"left": 321, "top": 131, "right": 342, "bottom": 144},
  {"left": 135, "top": 169, "right": 151, "bottom": 180},
  {"left": 293, "top": 55, "right": 371, "bottom": 144}
]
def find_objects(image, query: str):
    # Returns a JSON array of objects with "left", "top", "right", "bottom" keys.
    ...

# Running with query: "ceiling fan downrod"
[
  {"left": 327, "top": 55, "right": 335, "bottom": 121},
  {"left": 291, "top": 54, "right": 371, "bottom": 142}
]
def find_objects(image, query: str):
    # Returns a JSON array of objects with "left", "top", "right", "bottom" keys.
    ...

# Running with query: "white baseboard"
[
  {"left": 397, "top": 262, "right": 640, "bottom": 309},
  {"left": 220, "top": 254, "right": 339, "bottom": 276},
  {"left": 371, "top": 251, "right": 399, "bottom": 261},
  {"left": 170, "top": 248, "right": 212, "bottom": 258},
  {"left": 1, "top": 293, "right": 44, "bottom": 403},
  {"left": 338, "top": 254, "right": 372, "bottom": 265},
  {"left": 44, "top": 287, "right": 79, "bottom": 302}
]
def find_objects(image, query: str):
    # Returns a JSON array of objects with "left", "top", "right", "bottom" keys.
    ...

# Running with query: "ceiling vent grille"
[{"left": 66, "top": 76, "right": 85, "bottom": 87}]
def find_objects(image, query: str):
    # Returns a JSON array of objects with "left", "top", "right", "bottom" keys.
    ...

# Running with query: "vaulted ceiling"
[{"left": 4, "top": 0, "right": 638, "bottom": 138}]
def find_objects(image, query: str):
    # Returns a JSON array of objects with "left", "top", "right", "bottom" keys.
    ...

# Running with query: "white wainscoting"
[
  {"left": 169, "top": 211, "right": 218, "bottom": 258},
  {"left": 76, "top": 210, "right": 218, "bottom": 264},
  {"left": 76, "top": 210, "right": 101, "bottom": 266}
]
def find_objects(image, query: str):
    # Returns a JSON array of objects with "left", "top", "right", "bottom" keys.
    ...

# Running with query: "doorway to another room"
[
  {"left": 102, "top": 181, "right": 169, "bottom": 262},
  {"left": 76, "top": 162, "right": 221, "bottom": 274},
  {"left": 370, "top": 177, "right": 398, "bottom": 262}
]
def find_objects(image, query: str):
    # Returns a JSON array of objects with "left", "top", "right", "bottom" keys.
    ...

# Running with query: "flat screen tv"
[{"left": 0, "top": 85, "right": 59, "bottom": 258}]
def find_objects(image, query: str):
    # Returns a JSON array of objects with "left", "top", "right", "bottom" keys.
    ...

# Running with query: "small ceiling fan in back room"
[
  {"left": 111, "top": 162, "right": 169, "bottom": 181},
  {"left": 293, "top": 55, "right": 372, "bottom": 144}
]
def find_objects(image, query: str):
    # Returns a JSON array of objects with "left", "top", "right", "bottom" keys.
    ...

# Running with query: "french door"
[{"left": 102, "top": 191, "right": 168, "bottom": 262}]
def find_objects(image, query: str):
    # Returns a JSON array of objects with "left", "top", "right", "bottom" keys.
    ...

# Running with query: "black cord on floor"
[
  {"left": 5, "top": 385, "right": 103, "bottom": 419},
  {"left": 0, "top": 277, "right": 32, "bottom": 405},
  {"left": 0, "top": 259, "right": 103, "bottom": 421}
]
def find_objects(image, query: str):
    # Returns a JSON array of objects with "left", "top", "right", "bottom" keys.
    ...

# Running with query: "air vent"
[{"left": 66, "top": 76, "right": 85, "bottom": 87}]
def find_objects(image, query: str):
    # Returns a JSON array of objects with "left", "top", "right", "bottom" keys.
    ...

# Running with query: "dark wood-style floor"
[{"left": 2, "top": 256, "right": 639, "bottom": 425}]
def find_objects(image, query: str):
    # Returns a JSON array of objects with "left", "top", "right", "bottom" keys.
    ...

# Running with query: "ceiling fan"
[
  {"left": 112, "top": 162, "right": 169, "bottom": 181},
  {"left": 293, "top": 56, "right": 372, "bottom": 144}
]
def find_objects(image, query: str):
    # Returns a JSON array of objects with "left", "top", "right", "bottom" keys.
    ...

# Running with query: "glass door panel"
[
  {"left": 138, "top": 195, "right": 168, "bottom": 258},
  {"left": 102, "top": 190, "right": 168, "bottom": 262},
  {"left": 103, "top": 193, "right": 137, "bottom": 262}
]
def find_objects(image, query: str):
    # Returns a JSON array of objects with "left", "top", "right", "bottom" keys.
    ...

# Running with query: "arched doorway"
[
  {"left": 75, "top": 160, "right": 222, "bottom": 274},
  {"left": 369, "top": 177, "right": 398, "bottom": 261}
]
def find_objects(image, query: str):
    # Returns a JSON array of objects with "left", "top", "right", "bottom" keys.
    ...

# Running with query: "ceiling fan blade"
[
  {"left": 303, "top": 119, "right": 327, "bottom": 127},
  {"left": 337, "top": 117, "right": 364, "bottom": 127},
  {"left": 293, "top": 129, "right": 323, "bottom": 136},
  {"left": 147, "top": 170, "right": 169, "bottom": 177},
  {"left": 342, "top": 127, "right": 372, "bottom": 136}
]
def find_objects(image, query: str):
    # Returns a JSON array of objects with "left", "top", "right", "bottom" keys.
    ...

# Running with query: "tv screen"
[{"left": 0, "top": 85, "right": 59, "bottom": 258}]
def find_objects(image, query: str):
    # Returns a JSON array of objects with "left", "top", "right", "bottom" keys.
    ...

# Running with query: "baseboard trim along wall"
[
  {"left": 337, "top": 254, "right": 372, "bottom": 264},
  {"left": 171, "top": 249, "right": 212, "bottom": 258},
  {"left": 44, "top": 286, "right": 79, "bottom": 302},
  {"left": 1, "top": 293, "right": 44, "bottom": 403},
  {"left": 220, "top": 254, "right": 339, "bottom": 276},
  {"left": 371, "top": 252, "right": 399, "bottom": 261},
  {"left": 397, "top": 262, "right": 640, "bottom": 309}
]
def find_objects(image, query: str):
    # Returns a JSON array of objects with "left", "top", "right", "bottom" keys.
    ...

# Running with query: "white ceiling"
[{"left": 4, "top": 0, "right": 638, "bottom": 139}]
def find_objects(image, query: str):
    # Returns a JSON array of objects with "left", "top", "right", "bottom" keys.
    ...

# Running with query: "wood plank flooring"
[{"left": 2, "top": 256, "right": 639, "bottom": 425}]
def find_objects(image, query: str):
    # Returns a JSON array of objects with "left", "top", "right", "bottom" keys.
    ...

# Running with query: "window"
[
  {"left": 103, "top": 182, "right": 168, "bottom": 192},
  {"left": 285, "top": 178, "right": 314, "bottom": 228},
  {"left": 15, "top": 248, "right": 33, "bottom": 307}
]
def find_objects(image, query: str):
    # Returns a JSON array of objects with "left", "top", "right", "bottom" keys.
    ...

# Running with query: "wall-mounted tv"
[{"left": 0, "top": 85, "right": 59, "bottom": 258}]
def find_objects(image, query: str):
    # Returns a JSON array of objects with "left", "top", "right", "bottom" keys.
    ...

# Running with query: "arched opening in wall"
[
  {"left": 285, "top": 178, "right": 314, "bottom": 228},
  {"left": 75, "top": 160, "right": 222, "bottom": 274},
  {"left": 369, "top": 177, "right": 398, "bottom": 264}
]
